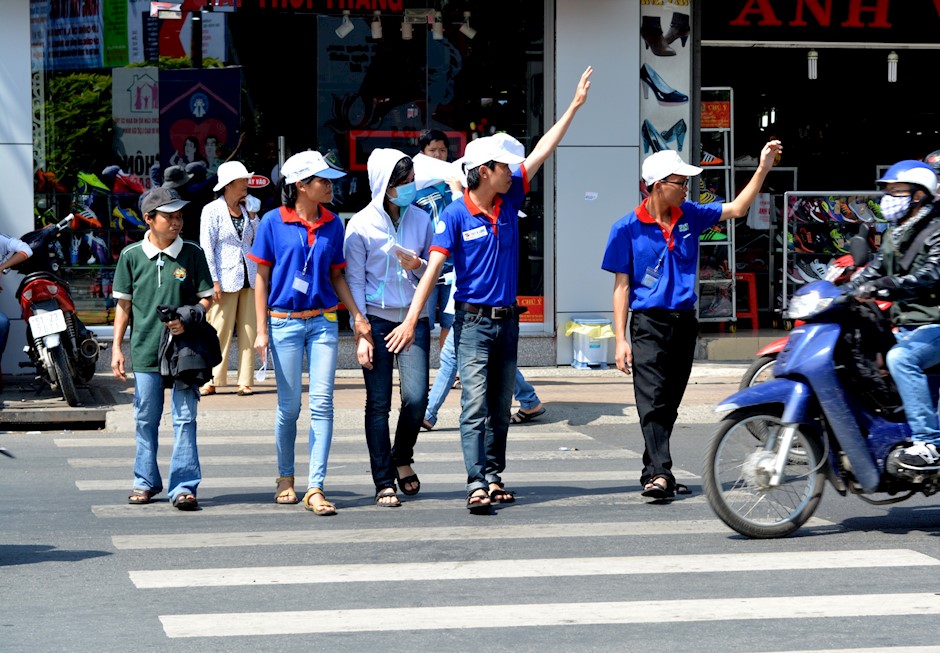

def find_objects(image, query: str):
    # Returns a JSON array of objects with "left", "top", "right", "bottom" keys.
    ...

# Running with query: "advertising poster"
[
  {"left": 158, "top": 68, "right": 241, "bottom": 175},
  {"left": 45, "top": 0, "right": 104, "bottom": 70},
  {"left": 112, "top": 67, "right": 160, "bottom": 189},
  {"left": 639, "top": 0, "right": 692, "bottom": 197}
]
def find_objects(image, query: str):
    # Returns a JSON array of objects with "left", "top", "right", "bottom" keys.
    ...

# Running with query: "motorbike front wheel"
[
  {"left": 703, "top": 407, "right": 825, "bottom": 539},
  {"left": 50, "top": 345, "right": 80, "bottom": 407}
]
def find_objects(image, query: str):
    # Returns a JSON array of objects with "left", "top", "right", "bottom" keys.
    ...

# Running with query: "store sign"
[
  {"left": 517, "top": 296, "right": 544, "bottom": 323},
  {"left": 703, "top": 0, "right": 940, "bottom": 43},
  {"left": 701, "top": 101, "right": 731, "bottom": 129}
]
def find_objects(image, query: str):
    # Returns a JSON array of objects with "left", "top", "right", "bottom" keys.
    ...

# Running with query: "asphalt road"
[{"left": 1, "top": 366, "right": 939, "bottom": 652}]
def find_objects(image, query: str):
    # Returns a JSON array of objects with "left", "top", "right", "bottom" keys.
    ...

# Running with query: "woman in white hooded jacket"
[{"left": 344, "top": 149, "right": 433, "bottom": 507}]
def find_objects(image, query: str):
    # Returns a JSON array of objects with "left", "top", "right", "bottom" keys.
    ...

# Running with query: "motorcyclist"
[{"left": 846, "top": 160, "right": 940, "bottom": 474}]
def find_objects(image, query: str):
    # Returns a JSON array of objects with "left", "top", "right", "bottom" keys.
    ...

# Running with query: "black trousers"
[{"left": 629, "top": 309, "right": 699, "bottom": 488}]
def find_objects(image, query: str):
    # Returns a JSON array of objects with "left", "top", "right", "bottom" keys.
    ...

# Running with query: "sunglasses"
[{"left": 660, "top": 178, "right": 690, "bottom": 188}]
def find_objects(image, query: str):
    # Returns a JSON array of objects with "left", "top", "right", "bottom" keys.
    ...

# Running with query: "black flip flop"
[
  {"left": 397, "top": 471, "right": 421, "bottom": 496},
  {"left": 172, "top": 493, "right": 198, "bottom": 511},
  {"left": 674, "top": 483, "right": 692, "bottom": 495},
  {"left": 640, "top": 479, "right": 674, "bottom": 499},
  {"left": 510, "top": 407, "right": 546, "bottom": 424},
  {"left": 467, "top": 490, "right": 492, "bottom": 514},
  {"left": 375, "top": 487, "right": 401, "bottom": 508}
]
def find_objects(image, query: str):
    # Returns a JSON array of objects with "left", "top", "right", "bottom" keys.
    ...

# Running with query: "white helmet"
[{"left": 877, "top": 160, "right": 939, "bottom": 200}]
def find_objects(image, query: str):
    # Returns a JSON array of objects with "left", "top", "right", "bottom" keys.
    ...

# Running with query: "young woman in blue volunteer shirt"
[
  {"left": 248, "top": 151, "right": 372, "bottom": 516},
  {"left": 344, "top": 149, "right": 433, "bottom": 507}
]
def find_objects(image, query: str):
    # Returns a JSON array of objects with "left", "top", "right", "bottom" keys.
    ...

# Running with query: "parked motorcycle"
[
  {"left": 703, "top": 237, "right": 939, "bottom": 539},
  {"left": 738, "top": 224, "right": 885, "bottom": 390},
  {"left": 10, "top": 214, "right": 103, "bottom": 406}
]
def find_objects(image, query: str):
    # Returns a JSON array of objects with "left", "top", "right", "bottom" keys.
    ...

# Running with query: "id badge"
[
  {"left": 641, "top": 266, "right": 661, "bottom": 289},
  {"left": 292, "top": 270, "right": 310, "bottom": 294}
]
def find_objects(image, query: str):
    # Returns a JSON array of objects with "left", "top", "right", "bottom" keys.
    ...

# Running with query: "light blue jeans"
[
  {"left": 132, "top": 372, "right": 201, "bottom": 500},
  {"left": 269, "top": 314, "right": 338, "bottom": 491},
  {"left": 886, "top": 324, "right": 940, "bottom": 446},
  {"left": 425, "top": 328, "right": 541, "bottom": 426}
]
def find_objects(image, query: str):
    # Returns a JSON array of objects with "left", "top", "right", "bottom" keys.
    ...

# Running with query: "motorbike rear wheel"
[
  {"left": 703, "top": 406, "right": 825, "bottom": 539},
  {"left": 739, "top": 354, "right": 777, "bottom": 390},
  {"left": 50, "top": 345, "right": 80, "bottom": 407}
]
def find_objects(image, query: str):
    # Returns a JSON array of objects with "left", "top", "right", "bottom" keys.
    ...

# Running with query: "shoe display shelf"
[
  {"left": 734, "top": 166, "right": 797, "bottom": 328},
  {"left": 780, "top": 190, "right": 884, "bottom": 323},
  {"left": 34, "top": 191, "right": 147, "bottom": 326},
  {"left": 697, "top": 87, "right": 737, "bottom": 329}
]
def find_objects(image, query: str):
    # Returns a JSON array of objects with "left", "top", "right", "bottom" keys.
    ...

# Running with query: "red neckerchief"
[
  {"left": 279, "top": 204, "right": 334, "bottom": 246},
  {"left": 636, "top": 198, "right": 683, "bottom": 250}
]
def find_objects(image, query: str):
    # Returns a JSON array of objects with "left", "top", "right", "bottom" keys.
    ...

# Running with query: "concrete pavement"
[{"left": 0, "top": 362, "right": 751, "bottom": 431}]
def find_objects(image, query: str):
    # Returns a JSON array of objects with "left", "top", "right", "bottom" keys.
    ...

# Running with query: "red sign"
[
  {"left": 701, "top": 101, "right": 731, "bottom": 129},
  {"left": 517, "top": 295, "right": 544, "bottom": 323},
  {"left": 249, "top": 175, "right": 270, "bottom": 188}
]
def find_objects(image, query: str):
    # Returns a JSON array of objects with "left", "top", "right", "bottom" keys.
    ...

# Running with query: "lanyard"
[{"left": 297, "top": 228, "right": 316, "bottom": 275}]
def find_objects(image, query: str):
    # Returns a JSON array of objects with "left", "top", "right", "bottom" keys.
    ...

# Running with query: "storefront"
[{"left": 6, "top": 1, "right": 937, "bottom": 373}]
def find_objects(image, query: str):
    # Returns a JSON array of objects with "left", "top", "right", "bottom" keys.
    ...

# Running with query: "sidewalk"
[{"left": 0, "top": 362, "right": 750, "bottom": 431}]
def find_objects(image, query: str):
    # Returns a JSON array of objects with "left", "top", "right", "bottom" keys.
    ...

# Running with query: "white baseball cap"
[
  {"left": 281, "top": 151, "right": 346, "bottom": 184},
  {"left": 213, "top": 161, "right": 254, "bottom": 192},
  {"left": 641, "top": 150, "right": 702, "bottom": 187},
  {"left": 459, "top": 134, "right": 526, "bottom": 171}
]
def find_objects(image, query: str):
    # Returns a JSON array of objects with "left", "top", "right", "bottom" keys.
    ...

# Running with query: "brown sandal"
[
  {"left": 302, "top": 488, "right": 337, "bottom": 516},
  {"left": 275, "top": 476, "right": 298, "bottom": 504}
]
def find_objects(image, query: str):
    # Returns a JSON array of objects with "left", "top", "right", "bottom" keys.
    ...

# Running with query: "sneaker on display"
[
  {"left": 786, "top": 266, "right": 806, "bottom": 284},
  {"left": 699, "top": 226, "right": 728, "bottom": 241},
  {"left": 795, "top": 260, "right": 820, "bottom": 283},
  {"left": 700, "top": 150, "right": 724, "bottom": 166},
  {"left": 809, "top": 259, "right": 828, "bottom": 278}
]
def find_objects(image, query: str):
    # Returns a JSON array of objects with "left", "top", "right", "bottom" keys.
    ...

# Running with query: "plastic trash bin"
[{"left": 565, "top": 318, "right": 615, "bottom": 369}]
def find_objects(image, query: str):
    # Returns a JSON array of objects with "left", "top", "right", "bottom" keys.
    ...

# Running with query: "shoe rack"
[
  {"left": 697, "top": 87, "right": 736, "bottom": 327},
  {"left": 781, "top": 189, "right": 885, "bottom": 319}
]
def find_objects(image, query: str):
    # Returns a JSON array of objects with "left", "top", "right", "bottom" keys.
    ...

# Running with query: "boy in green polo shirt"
[{"left": 112, "top": 187, "right": 214, "bottom": 510}]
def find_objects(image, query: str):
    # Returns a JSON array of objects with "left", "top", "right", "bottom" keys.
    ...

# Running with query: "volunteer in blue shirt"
[
  {"left": 248, "top": 150, "right": 371, "bottom": 516},
  {"left": 602, "top": 140, "right": 782, "bottom": 500},
  {"left": 386, "top": 66, "right": 593, "bottom": 512}
]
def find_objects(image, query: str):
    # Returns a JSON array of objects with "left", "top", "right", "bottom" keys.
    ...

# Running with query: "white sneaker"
[
  {"left": 894, "top": 442, "right": 940, "bottom": 469},
  {"left": 810, "top": 259, "right": 828, "bottom": 278}
]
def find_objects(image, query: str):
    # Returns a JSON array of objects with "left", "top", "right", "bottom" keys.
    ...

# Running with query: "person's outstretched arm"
[{"left": 523, "top": 66, "right": 593, "bottom": 178}]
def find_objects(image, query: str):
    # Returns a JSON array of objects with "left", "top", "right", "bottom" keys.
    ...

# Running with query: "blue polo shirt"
[
  {"left": 430, "top": 166, "right": 529, "bottom": 306},
  {"left": 601, "top": 198, "right": 722, "bottom": 311},
  {"left": 248, "top": 205, "right": 346, "bottom": 311}
]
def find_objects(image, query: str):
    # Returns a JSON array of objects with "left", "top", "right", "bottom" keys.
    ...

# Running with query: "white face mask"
[
  {"left": 879, "top": 194, "right": 912, "bottom": 222},
  {"left": 255, "top": 347, "right": 268, "bottom": 382}
]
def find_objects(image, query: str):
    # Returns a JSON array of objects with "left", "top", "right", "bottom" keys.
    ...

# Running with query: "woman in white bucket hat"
[{"left": 199, "top": 160, "right": 260, "bottom": 396}]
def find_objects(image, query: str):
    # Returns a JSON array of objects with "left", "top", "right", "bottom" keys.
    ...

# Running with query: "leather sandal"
[
  {"left": 302, "top": 488, "right": 337, "bottom": 516},
  {"left": 275, "top": 475, "right": 298, "bottom": 504},
  {"left": 466, "top": 488, "right": 492, "bottom": 514},
  {"left": 199, "top": 385, "right": 216, "bottom": 397},
  {"left": 128, "top": 488, "right": 158, "bottom": 505},
  {"left": 488, "top": 483, "right": 515, "bottom": 503}
]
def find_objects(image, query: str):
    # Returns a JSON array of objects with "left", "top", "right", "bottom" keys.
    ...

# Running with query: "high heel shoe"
[
  {"left": 640, "top": 15, "right": 676, "bottom": 57},
  {"left": 640, "top": 63, "right": 688, "bottom": 104},
  {"left": 641, "top": 119, "right": 670, "bottom": 154},
  {"left": 664, "top": 12, "right": 690, "bottom": 47},
  {"left": 659, "top": 119, "right": 687, "bottom": 151}
]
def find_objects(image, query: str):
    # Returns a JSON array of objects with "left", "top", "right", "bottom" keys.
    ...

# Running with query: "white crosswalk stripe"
[{"left": 159, "top": 594, "right": 940, "bottom": 638}]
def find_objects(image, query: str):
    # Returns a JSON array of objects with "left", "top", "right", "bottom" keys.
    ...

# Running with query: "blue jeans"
[
  {"left": 132, "top": 372, "right": 201, "bottom": 500},
  {"left": 426, "top": 282, "right": 455, "bottom": 330},
  {"left": 453, "top": 310, "right": 518, "bottom": 494},
  {"left": 425, "top": 328, "right": 540, "bottom": 425},
  {"left": 269, "top": 314, "right": 338, "bottom": 491},
  {"left": 886, "top": 324, "right": 940, "bottom": 446},
  {"left": 362, "top": 316, "right": 430, "bottom": 491}
]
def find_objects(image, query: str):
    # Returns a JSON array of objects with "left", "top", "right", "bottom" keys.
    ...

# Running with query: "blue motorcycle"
[{"left": 703, "top": 275, "right": 940, "bottom": 539}]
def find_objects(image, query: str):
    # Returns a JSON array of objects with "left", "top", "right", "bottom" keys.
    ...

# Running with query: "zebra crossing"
[{"left": 51, "top": 418, "right": 940, "bottom": 651}]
